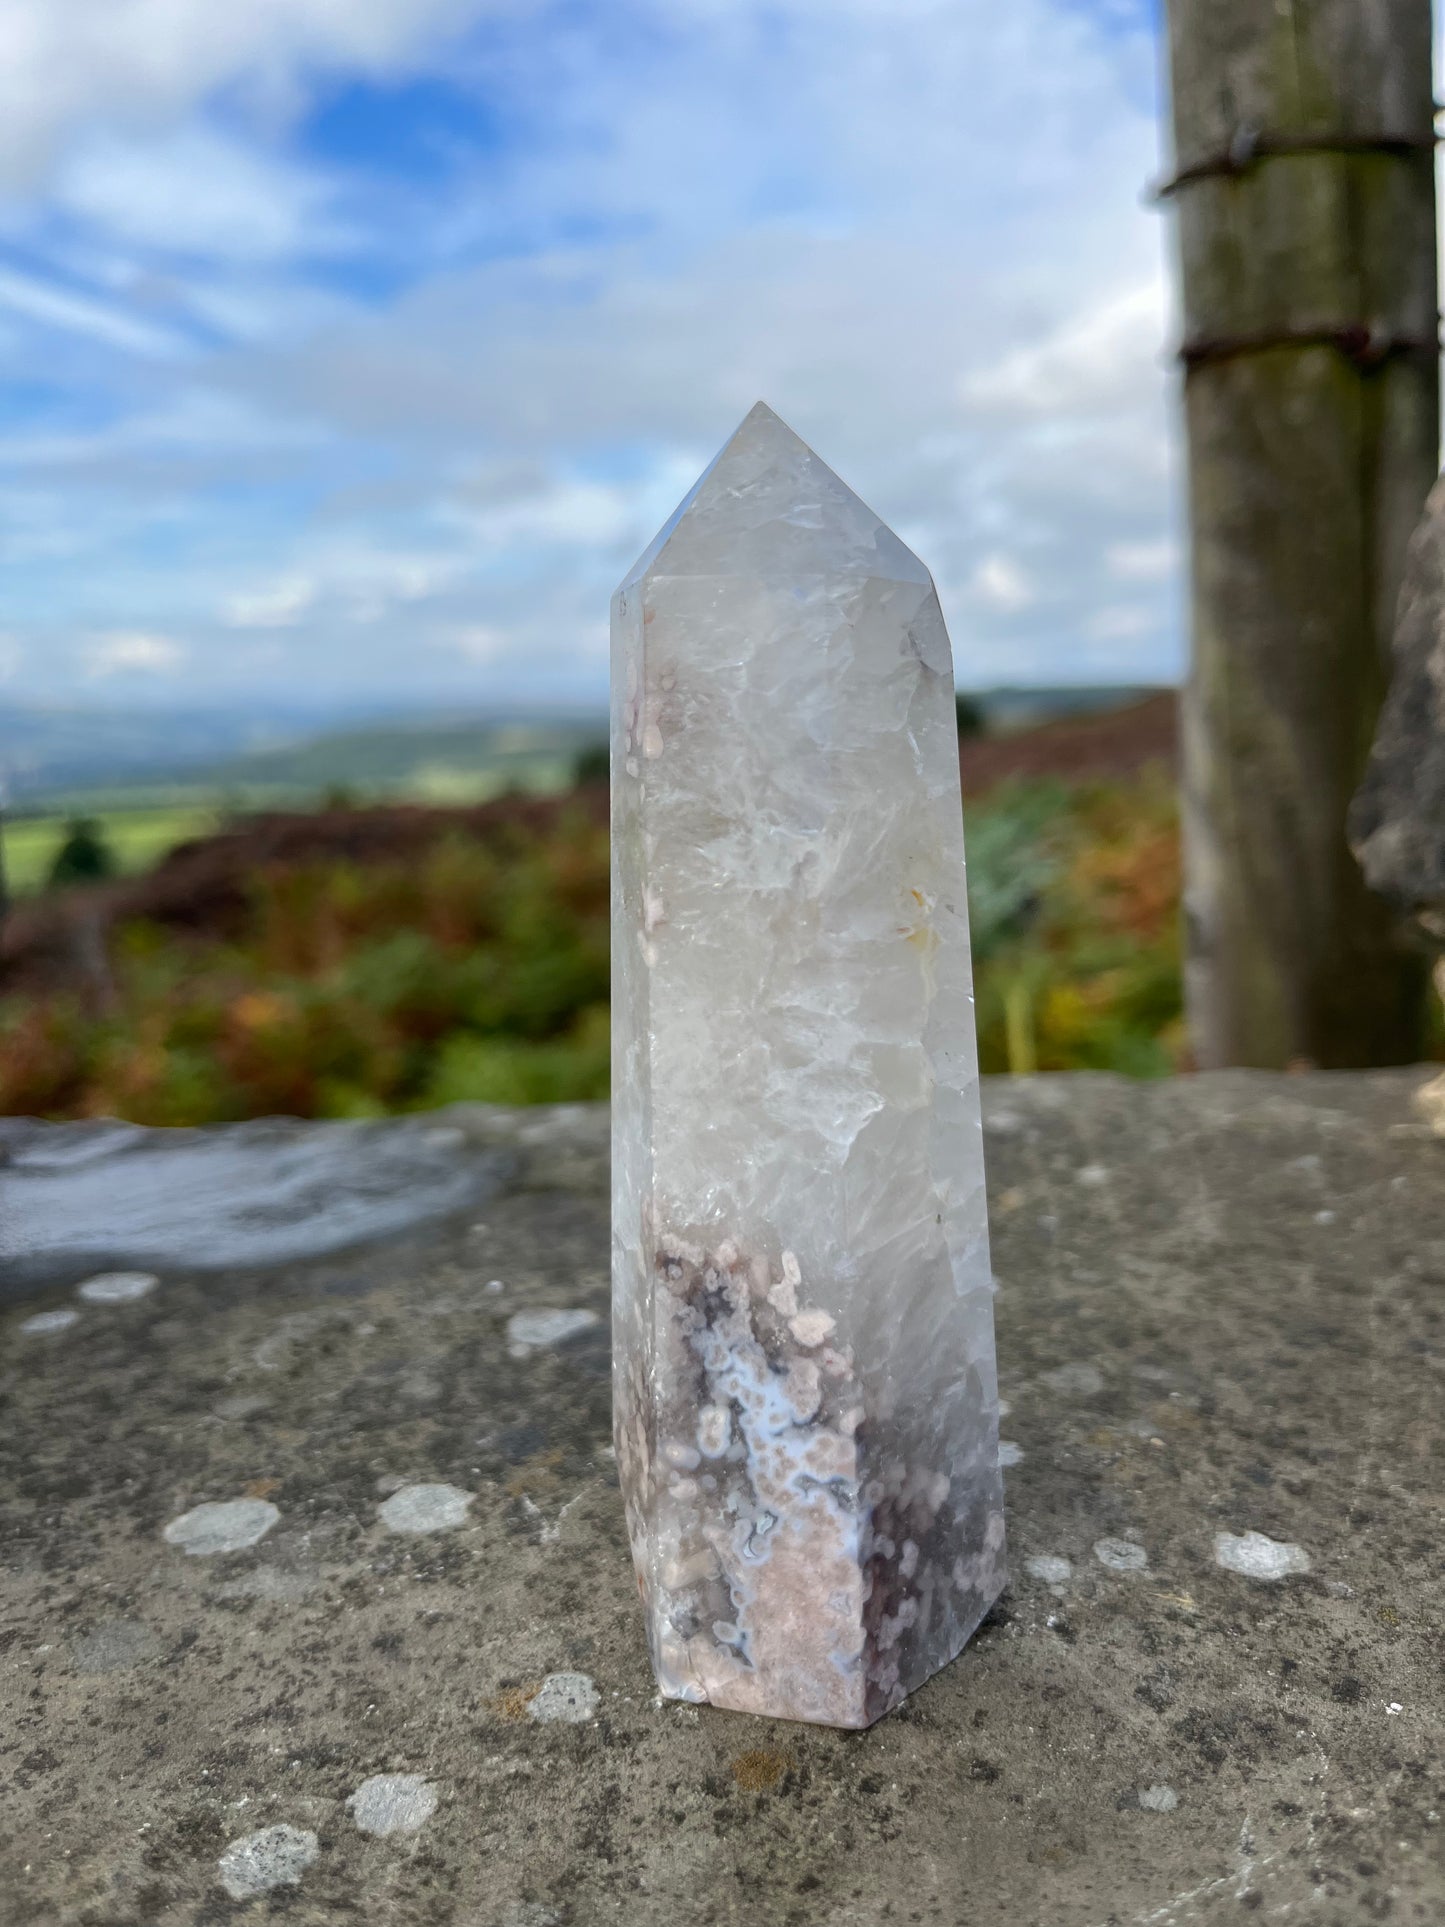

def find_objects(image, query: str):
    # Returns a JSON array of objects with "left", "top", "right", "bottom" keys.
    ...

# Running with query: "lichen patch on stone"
[
  {"left": 216, "top": 1824, "right": 319, "bottom": 1900},
  {"left": 1093, "top": 1537, "right": 1148, "bottom": 1573},
  {"left": 506, "top": 1308, "right": 599, "bottom": 1358},
  {"left": 379, "top": 1482, "right": 472, "bottom": 1534},
  {"left": 526, "top": 1671, "right": 600, "bottom": 1723},
  {"left": 1024, "top": 1554, "right": 1072, "bottom": 1587},
  {"left": 76, "top": 1270, "right": 157, "bottom": 1304},
  {"left": 347, "top": 1773, "right": 439, "bottom": 1836},
  {"left": 164, "top": 1497, "right": 280, "bottom": 1556},
  {"left": 1213, "top": 1530, "right": 1311, "bottom": 1581},
  {"left": 20, "top": 1308, "right": 79, "bottom": 1335}
]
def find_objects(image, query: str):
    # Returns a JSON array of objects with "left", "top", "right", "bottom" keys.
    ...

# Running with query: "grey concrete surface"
[{"left": 0, "top": 1074, "right": 1441, "bottom": 1926}]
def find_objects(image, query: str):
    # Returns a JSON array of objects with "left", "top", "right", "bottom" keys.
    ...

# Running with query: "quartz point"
[{"left": 611, "top": 402, "right": 1005, "bottom": 1729}]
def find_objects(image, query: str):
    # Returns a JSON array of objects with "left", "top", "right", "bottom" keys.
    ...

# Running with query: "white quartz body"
[{"left": 611, "top": 403, "right": 1005, "bottom": 1728}]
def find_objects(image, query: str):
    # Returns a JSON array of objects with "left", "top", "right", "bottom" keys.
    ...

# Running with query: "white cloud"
[
  {"left": 0, "top": 0, "right": 499, "bottom": 190},
  {"left": 1107, "top": 537, "right": 1178, "bottom": 582},
  {"left": 959, "top": 280, "right": 1169, "bottom": 418},
  {"left": 447, "top": 476, "right": 639, "bottom": 552},
  {"left": 0, "top": 632, "right": 22, "bottom": 679},
  {"left": 225, "top": 577, "right": 318, "bottom": 629},
  {"left": 0, "top": 0, "right": 1182, "bottom": 700},
  {"left": 969, "top": 555, "right": 1034, "bottom": 612},
  {"left": 0, "top": 263, "right": 182, "bottom": 357},
  {"left": 224, "top": 544, "right": 469, "bottom": 636},
  {"left": 55, "top": 126, "right": 344, "bottom": 262},
  {"left": 1086, "top": 603, "right": 1154, "bottom": 643},
  {"left": 443, "top": 624, "right": 509, "bottom": 662},
  {"left": 85, "top": 630, "right": 187, "bottom": 676}
]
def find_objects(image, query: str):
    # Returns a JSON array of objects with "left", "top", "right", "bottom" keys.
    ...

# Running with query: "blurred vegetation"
[
  {"left": 572, "top": 742, "right": 611, "bottom": 786},
  {"left": 0, "top": 811, "right": 610, "bottom": 1123},
  {"left": 954, "top": 691, "right": 987, "bottom": 738},
  {"left": 47, "top": 818, "right": 118, "bottom": 889},
  {"left": 4, "top": 806, "right": 219, "bottom": 896},
  {"left": 8, "top": 770, "right": 1427, "bottom": 1124},
  {"left": 966, "top": 773, "right": 1186, "bottom": 1076}
]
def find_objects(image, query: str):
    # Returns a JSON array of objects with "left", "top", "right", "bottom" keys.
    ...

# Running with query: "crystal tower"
[{"left": 611, "top": 402, "right": 1005, "bottom": 1728}]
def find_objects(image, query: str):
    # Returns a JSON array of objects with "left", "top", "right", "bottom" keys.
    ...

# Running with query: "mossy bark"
[{"left": 1164, "top": 0, "right": 1437, "bottom": 1066}]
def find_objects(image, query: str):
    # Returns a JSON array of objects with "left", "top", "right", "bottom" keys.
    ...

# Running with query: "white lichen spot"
[
  {"left": 1093, "top": 1537, "right": 1149, "bottom": 1573},
  {"left": 20, "top": 1308, "right": 79, "bottom": 1335},
  {"left": 788, "top": 1309, "right": 836, "bottom": 1348},
  {"left": 527, "top": 1671, "right": 600, "bottom": 1723},
  {"left": 1025, "top": 1554, "right": 1072, "bottom": 1587},
  {"left": 1213, "top": 1530, "right": 1311, "bottom": 1582},
  {"left": 1076, "top": 1164, "right": 1109, "bottom": 1187},
  {"left": 998, "top": 1441, "right": 1024, "bottom": 1468},
  {"left": 217, "top": 1825, "right": 318, "bottom": 1900},
  {"left": 506, "top": 1308, "right": 599, "bottom": 1358},
  {"left": 642, "top": 722, "right": 664, "bottom": 759},
  {"left": 164, "top": 1498, "right": 279, "bottom": 1556},
  {"left": 643, "top": 887, "right": 666, "bottom": 933},
  {"left": 1139, "top": 1784, "right": 1179, "bottom": 1813},
  {"left": 77, "top": 1271, "right": 157, "bottom": 1304},
  {"left": 347, "top": 1773, "right": 439, "bottom": 1837},
  {"left": 379, "top": 1483, "right": 472, "bottom": 1535}
]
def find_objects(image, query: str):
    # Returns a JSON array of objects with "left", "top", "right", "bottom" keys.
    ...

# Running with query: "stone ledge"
[{"left": 0, "top": 1071, "right": 1441, "bottom": 1925}]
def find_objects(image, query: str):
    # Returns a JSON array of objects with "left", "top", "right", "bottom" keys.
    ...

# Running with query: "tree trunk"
[{"left": 1163, "top": 0, "right": 1438, "bottom": 1067}]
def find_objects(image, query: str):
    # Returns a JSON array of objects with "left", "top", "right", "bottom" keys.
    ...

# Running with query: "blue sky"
[{"left": 0, "top": 0, "right": 1179, "bottom": 709}]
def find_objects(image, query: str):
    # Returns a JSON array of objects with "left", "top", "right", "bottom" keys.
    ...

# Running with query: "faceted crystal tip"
[{"left": 617, "top": 401, "right": 932, "bottom": 593}]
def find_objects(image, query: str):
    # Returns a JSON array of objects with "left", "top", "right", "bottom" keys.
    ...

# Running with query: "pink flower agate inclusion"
[{"left": 611, "top": 403, "right": 1006, "bottom": 1729}]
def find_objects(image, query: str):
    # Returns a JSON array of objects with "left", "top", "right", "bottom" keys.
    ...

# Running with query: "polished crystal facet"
[{"left": 611, "top": 402, "right": 1005, "bottom": 1729}]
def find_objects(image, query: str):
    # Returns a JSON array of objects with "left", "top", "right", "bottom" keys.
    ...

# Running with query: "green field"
[
  {"left": 4, "top": 807, "right": 221, "bottom": 897},
  {"left": 20, "top": 715, "right": 607, "bottom": 820},
  {"left": 3, "top": 715, "right": 607, "bottom": 897}
]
